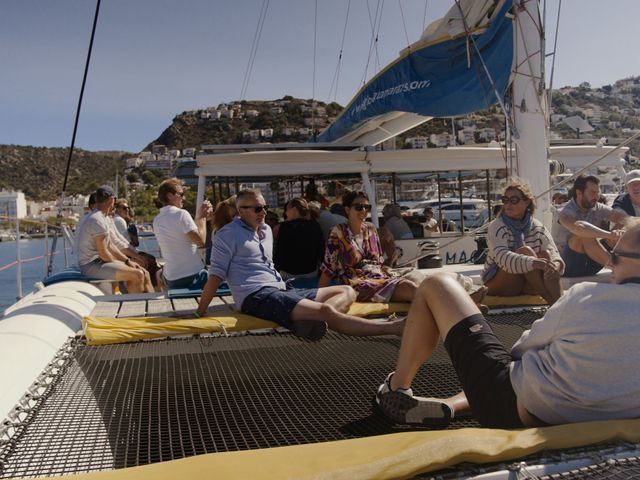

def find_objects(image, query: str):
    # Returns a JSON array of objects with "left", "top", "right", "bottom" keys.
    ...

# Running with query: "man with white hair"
[{"left": 613, "top": 169, "right": 640, "bottom": 218}]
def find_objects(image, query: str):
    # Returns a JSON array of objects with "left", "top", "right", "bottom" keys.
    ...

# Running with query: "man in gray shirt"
[
  {"left": 375, "top": 217, "right": 640, "bottom": 428},
  {"left": 196, "top": 189, "right": 404, "bottom": 341},
  {"left": 556, "top": 175, "right": 626, "bottom": 277},
  {"left": 76, "top": 185, "right": 152, "bottom": 293}
]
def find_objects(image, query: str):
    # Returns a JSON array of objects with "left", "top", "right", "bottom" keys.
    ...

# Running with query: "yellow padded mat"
[
  {"left": 83, "top": 296, "right": 548, "bottom": 346},
  {"left": 484, "top": 294, "right": 547, "bottom": 306},
  {"left": 63, "top": 419, "right": 640, "bottom": 479},
  {"left": 83, "top": 302, "right": 412, "bottom": 346}
]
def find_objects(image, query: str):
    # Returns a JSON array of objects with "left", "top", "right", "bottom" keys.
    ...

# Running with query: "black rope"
[{"left": 47, "top": 0, "right": 101, "bottom": 277}]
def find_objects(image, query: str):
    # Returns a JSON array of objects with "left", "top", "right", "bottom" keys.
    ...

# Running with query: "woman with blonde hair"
[{"left": 482, "top": 179, "right": 564, "bottom": 305}]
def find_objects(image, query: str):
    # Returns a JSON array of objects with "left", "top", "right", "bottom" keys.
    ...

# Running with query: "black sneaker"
[
  {"left": 375, "top": 373, "right": 453, "bottom": 426},
  {"left": 289, "top": 319, "right": 327, "bottom": 341}
]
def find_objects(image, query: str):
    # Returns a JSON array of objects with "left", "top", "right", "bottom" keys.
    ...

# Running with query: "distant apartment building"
[
  {"left": 298, "top": 127, "right": 311, "bottom": 135},
  {"left": 608, "top": 121, "right": 621, "bottom": 129},
  {"left": 282, "top": 127, "right": 296, "bottom": 136},
  {"left": 0, "top": 190, "right": 27, "bottom": 219},
  {"left": 405, "top": 136, "right": 428, "bottom": 149},
  {"left": 145, "top": 154, "right": 174, "bottom": 172},
  {"left": 457, "top": 129, "right": 476, "bottom": 145},
  {"left": 125, "top": 157, "right": 144, "bottom": 170},
  {"left": 151, "top": 145, "right": 167, "bottom": 156},
  {"left": 245, "top": 109, "right": 259, "bottom": 118},
  {"left": 300, "top": 105, "right": 313, "bottom": 114},
  {"left": 303, "top": 117, "right": 327, "bottom": 127},
  {"left": 270, "top": 106, "right": 284, "bottom": 114},
  {"left": 200, "top": 111, "right": 211, "bottom": 119},
  {"left": 262, "top": 128, "right": 274, "bottom": 139},
  {"left": 182, "top": 147, "right": 196, "bottom": 157},
  {"left": 477, "top": 128, "right": 497, "bottom": 142},
  {"left": 429, "top": 133, "right": 455, "bottom": 147},
  {"left": 221, "top": 109, "right": 235, "bottom": 119}
]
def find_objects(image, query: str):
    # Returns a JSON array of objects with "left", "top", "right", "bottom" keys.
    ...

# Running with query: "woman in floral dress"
[{"left": 319, "top": 191, "right": 417, "bottom": 302}]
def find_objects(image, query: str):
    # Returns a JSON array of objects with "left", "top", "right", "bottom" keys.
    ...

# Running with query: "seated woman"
[
  {"left": 273, "top": 197, "right": 325, "bottom": 280},
  {"left": 482, "top": 180, "right": 564, "bottom": 305},
  {"left": 319, "top": 191, "right": 417, "bottom": 302}
]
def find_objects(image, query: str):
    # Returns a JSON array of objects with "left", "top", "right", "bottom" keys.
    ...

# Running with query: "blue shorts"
[
  {"left": 240, "top": 285, "right": 318, "bottom": 328},
  {"left": 561, "top": 244, "right": 604, "bottom": 277},
  {"left": 163, "top": 269, "right": 208, "bottom": 289}
]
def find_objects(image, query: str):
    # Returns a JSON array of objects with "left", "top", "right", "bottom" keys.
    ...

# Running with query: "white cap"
[{"left": 626, "top": 169, "right": 640, "bottom": 185}]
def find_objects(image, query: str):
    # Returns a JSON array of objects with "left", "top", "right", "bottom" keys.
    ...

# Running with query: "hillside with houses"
[{"left": 2, "top": 76, "right": 640, "bottom": 214}]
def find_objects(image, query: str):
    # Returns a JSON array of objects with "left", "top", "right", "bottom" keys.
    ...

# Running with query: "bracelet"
[{"left": 194, "top": 311, "right": 201, "bottom": 318}]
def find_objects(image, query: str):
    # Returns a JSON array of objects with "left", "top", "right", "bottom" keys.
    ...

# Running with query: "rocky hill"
[
  {"left": 3, "top": 77, "right": 639, "bottom": 201},
  {"left": 0, "top": 145, "right": 128, "bottom": 201}
]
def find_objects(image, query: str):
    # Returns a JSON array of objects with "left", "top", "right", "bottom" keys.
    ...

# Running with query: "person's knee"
[
  {"left": 516, "top": 245, "right": 536, "bottom": 256},
  {"left": 341, "top": 285, "right": 357, "bottom": 304},
  {"left": 318, "top": 302, "right": 339, "bottom": 320},
  {"left": 421, "top": 272, "right": 464, "bottom": 301},
  {"left": 567, "top": 235, "right": 585, "bottom": 252}
]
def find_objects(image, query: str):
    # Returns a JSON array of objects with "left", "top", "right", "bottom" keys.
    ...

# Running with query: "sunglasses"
[
  {"left": 610, "top": 249, "right": 640, "bottom": 265},
  {"left": 350, "top": 204, "right": 372, "bottom": 212},
  {"left": 500, "top": 195, "right": 524, "bottom": 205},
  {"left": 174, "top": 191, "right": 185, "bottom": 198},
  {"left": 118, "top": 206, "right": 130, "bottom": 211},
  {"left": 239, "top": 205, "right": 268, "bottom": 213}
]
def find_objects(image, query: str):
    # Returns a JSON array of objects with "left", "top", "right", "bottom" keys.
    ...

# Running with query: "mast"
[{"left": 512, "top": 0, "right": 551, "bottom": 225}]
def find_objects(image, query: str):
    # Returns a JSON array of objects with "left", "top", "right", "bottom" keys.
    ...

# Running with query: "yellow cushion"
[
  {"left": 484, "top": 294, "right": 548, "bottom": 306},
  {"left": 64, "top": 418, "right": 640, "bottom": 479}
]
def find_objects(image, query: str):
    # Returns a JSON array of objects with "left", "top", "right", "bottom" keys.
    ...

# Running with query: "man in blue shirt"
[{"left": 196, "top": 189, "right": 405, "bottom": 341}]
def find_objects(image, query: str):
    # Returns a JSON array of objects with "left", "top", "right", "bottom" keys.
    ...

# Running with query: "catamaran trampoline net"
[{"left": 1, "top": 310, "right": 635, "bottom": 479}]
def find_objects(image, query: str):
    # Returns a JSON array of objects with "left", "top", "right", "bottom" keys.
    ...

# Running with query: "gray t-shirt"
[
  {"left": 510, "top": 281, "right": 640, "bottom": 425},
  {"left": 554, "top": 199, "right": 614, "bottom": 250},
  {"left": 76, "top": 210, "right": 110, "bottom": 266}
]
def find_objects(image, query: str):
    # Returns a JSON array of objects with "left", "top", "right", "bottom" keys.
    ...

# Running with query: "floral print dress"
[{"left": 321, "top": 222, "right": 402, "bottom": 302}]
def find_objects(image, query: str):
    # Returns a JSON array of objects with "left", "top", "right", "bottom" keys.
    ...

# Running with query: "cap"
[
  {"left": 625, "top": 169, "right": 640, "bottom": 185},
  {"left": 95, "top": 185, "right": 115, "bottom": 202}
]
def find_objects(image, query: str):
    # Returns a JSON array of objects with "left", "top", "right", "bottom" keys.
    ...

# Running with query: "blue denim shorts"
[
  {"left": 240, "top": 285, "right": 318, "bottom": 328},
  {"left": 561, "top": 244, "right": 604, "bottom": 277}
]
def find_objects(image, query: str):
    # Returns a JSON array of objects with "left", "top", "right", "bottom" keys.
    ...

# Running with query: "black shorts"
[{"left": 443, "top": 314, "right": 523, "bottom": 429}]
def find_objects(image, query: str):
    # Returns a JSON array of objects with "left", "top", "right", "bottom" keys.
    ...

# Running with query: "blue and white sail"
[{"left": 317, "top": 0, "right": 514, "bottom": 146}]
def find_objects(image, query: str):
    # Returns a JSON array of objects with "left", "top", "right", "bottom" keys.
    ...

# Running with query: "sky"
[{"left": 1, "top": 0, "right": 639, "bottom": 153}]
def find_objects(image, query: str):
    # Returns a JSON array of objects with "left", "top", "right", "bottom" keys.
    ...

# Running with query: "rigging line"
[
  {"left": 327, "top": 0, "right": 352, "bottom": 102},
  {"left": 374, "top": 0, "right": 385, "bottom": 73},
  {"left": 361, "top": 0, "right": 382, "bottom": 86},
  {"left": 48, "top": 0, "right": 101, "bottom": 278},
  {"left": 453, "top": 0, "right": 518, "bottom": 139},
  {"left": 398, "top": 0, "right": 411, "bottom": 50},
  {"left": 240, "top": 0, "right": 268, "bottom": 99},
  {"left": 547, "top": 0, "right": 562, "bottom": 110},
  {"left": 240, "top": 0, "right": 270, "bottom": 100},
  {"left": 422, "top": 0, "right": 428, "bottom": 31},
  {"left": 311, "top": 0, "right": 318, "bottom": 141}
]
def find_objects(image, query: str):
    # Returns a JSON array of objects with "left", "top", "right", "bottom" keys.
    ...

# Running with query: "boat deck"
[
  {"left": 90, "top": 294, "right": 234, "bottom": 318},
  {"left": 0, "top": 310, "right": 544, "bottom": 479}
]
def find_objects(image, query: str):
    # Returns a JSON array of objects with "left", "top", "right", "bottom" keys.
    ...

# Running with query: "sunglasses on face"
[
  {"left": 173, "top": 191, "right": 185, "bottom": 198},
  {"left": 500, "top": 195, "right": 524, "bottom": 205},
  {"left": 239, "top": 205, "right": 268, "bottom": 213},
  {"left": 351, "top": 204, "right": 372, "bottom": 212},
  {"left": 119, "top": 206, "right": 130, "bottom": 211},
  {"left": 610, "top": 249, "right": 640, "bottom": 265}
]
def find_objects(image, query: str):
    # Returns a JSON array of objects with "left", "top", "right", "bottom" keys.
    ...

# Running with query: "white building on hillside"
[{"left": 0, "top": 190, "right": 27, "bottom": 219}]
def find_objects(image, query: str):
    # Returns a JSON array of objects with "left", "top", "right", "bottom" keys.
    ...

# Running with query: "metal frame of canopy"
[{"left": 194, "top": 144, "right": 627, "bottom": 228}]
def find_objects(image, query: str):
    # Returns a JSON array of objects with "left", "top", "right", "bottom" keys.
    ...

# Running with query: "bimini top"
[{"left": 316, "top": 0, "right": 514, "bottom": 145}]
